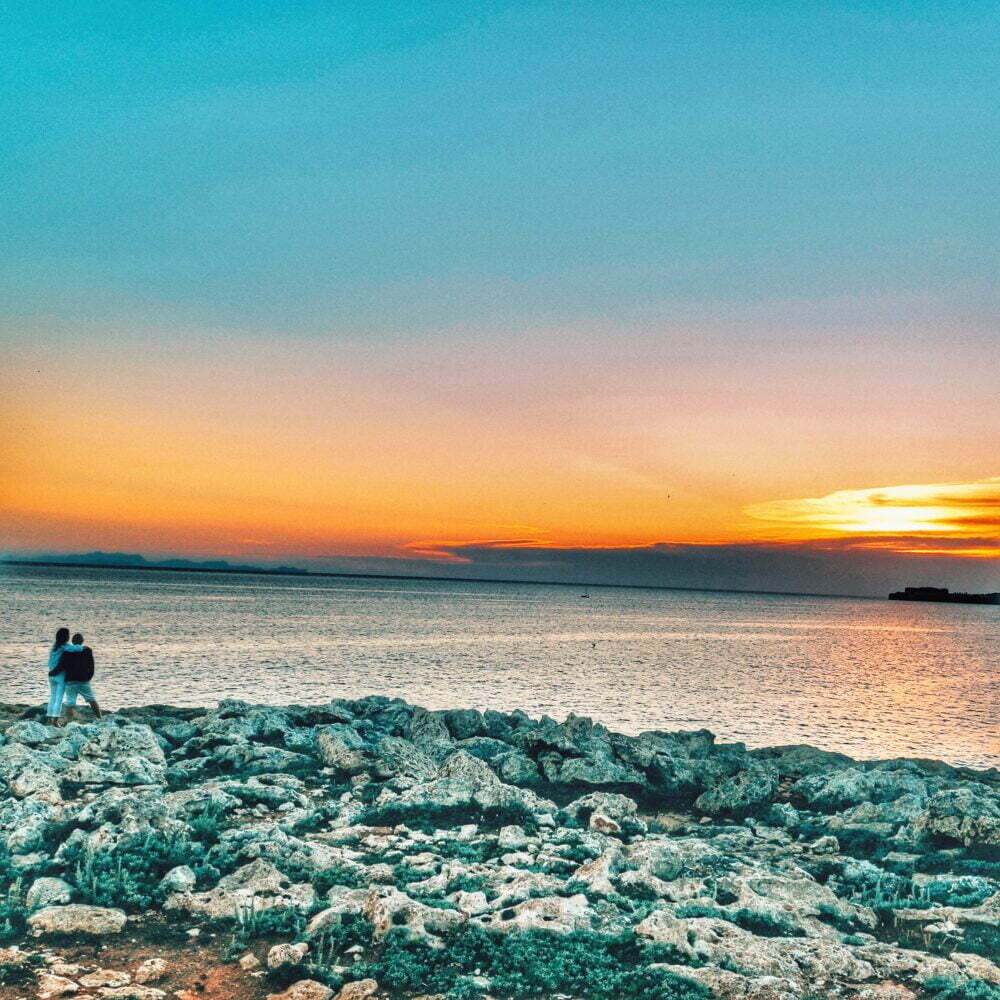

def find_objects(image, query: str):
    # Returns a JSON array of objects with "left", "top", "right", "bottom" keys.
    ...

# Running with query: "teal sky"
[
  {"left": 4, "top": 1, "right": 999, "bottom": 335},
  {"left": 2, "top": 2, "right": 998, "bottom": 595}
]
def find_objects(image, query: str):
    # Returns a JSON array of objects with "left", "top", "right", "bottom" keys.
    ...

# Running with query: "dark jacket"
[{"left": 52, "top": 647, "right": 95, "bottom": 683}]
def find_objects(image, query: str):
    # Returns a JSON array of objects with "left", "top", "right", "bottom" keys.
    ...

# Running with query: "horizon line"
[{"left": 1, "top": 557, "right": 871, "bottom": 602}]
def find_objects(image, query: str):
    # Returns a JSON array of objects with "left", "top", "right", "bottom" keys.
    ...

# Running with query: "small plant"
[
  {"left": 921, "top": 975, "right": 1000, "bottom": 1000},
  {"left": 0, "top": 880, "right": 27, "bottom": 943}
]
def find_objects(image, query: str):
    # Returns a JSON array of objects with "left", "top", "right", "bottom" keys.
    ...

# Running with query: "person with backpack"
[
  {"left": 46, "top": 627, "right": 83, "bottom": 725},
  {"left": 53, "top": 632, "right": 103, "bottom": 722}
]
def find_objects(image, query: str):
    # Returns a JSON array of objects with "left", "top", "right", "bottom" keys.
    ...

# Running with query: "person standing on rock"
[
  {"left": 59, "top": 632, "right": 103, "bottom": 723},
  {"left": 46, "top": 627, "right": 82, "bottom": 726}
]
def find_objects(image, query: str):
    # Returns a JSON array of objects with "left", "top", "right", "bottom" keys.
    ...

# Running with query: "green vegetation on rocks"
[{"left": 0, "top": 695, "right": 997, "bottom": 999}]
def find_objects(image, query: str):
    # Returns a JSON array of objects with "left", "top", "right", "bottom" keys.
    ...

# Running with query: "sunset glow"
[
  {"left": 1, "top": 4, "right": 998, "bottom": 595},
  {"left": 744, "top": 480, "right": 1000, "bottom": 555}
]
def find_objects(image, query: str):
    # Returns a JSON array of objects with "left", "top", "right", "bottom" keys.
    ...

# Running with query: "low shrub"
[
  {"left": 65, "top": 827, "right": 212, "bottom": 910},
  {"left": 339, "top": 925, "right": 710, "bottom": 999},
  {"left": 921, "top": 975, "right": 1000, "bottom": 1000}
]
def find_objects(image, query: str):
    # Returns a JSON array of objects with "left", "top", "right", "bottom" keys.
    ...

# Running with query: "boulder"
[
  {"left": 362, "top": 886, "right": 465, "bottom": 946},
  {"left": 26, "top": 876, "right": 74, "bottom": 909},
  {"left": 28, "top": 904, "right": 127, "bottom": 936},
  {"left": 267, "top": 942, "right": 309, "bottom": 969},
  {"left": 164, "top": 859, "right": 314, "bottom": 920},
  {"left": 479, "top": 893, "right": 596, "bottom": 933},
  {"left": 695, "top": 761, "right": 779, "bottom": 816},
  {"left": 915, "top": 787, "right": 1000, "bottom": 847},
  {"left": 266, "top": 982, "right": 333, "bottom": 1000}
]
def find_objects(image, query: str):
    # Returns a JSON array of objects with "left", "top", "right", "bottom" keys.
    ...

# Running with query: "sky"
[{"left": 1, "top": 1, "right": 998, "bottom": 596}]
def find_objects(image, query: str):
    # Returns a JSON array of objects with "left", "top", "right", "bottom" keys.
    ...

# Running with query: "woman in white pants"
[{"left": 46, "top": 627, "right": 82, "bottom": 725}]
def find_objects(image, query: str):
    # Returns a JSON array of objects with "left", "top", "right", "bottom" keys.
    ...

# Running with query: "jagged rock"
[
  {"left": 916, "top": 786, "right": 1000, "bottom": 847},
  {"left": 164, "top": 859, "right": 314, "bottom": 919},
  {"left": 793, "top": 766, "right": 927, "bottom": 811},
  {"left": 37, "top": 971, "right": 78, "bottom": 997},
  {"left": 558, "top": 754, "right": 644, "bottom": 787},
  {"left": 443, "top": 709, "right": 485, "bottom": 740},
  {"left": 369, "top": 735, "right": 437, "bottom": 781},
  {"left": 479, "top": 893, "right": 596, "bottom": 933},
  {"left": 316, "top": 725, "right": 367, "bottom": 774},
  {"left": 133, "top": 959, "right": 167, "bottom": 984},
  {"left": 363, "top": 886, "right": 465, "bottom": 945},
  {"left": 267, "top": 981, "right": 334, "bottom": 1000},
  {"left": 100, "top": 984, "right": 167, "bottom": 999},
  {"left": 26, "top": 877, "right": 74, "bottom": 909},
  {"left": 695, "top": 760, "right": 779, "bottom": 816},
  {"left": 333, "top": 981, "right": 378, "bottom": 1000},
  {"left": 79, "top": 968, "right": 131, "bottom": 987},
  {"left": 267, "top": 942, "right": 309, "bottom": 969},
  {"left": 28, "top": 904, "right": 127, "bottom": 936},
  {"left": 305, "top": 886, "right": 371, "bottom": 937},
  {"left": 159, "top": 865, "right": 196, "bottom": 893},
  {"left": 4, "top": 721, "right": 54, "bottom": 746},
  {"left": 493, "top": 750, "right": 539, "bottom": 783},
  {"left": 10, "top": 765, "right": 62, "bottom": 804}
]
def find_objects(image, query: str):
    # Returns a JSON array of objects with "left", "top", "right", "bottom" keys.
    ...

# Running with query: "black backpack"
[{"left": 61, "top": 647, "right": 95, "bottom": 682}]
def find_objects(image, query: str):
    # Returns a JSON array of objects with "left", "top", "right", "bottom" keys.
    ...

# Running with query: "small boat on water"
[{"left": 888, "top": 586, "right": 999, "bottom": 605}]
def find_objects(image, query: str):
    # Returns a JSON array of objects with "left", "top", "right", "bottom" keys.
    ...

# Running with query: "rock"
[
  {"left": 916, "top": 787, "right": 1000, "bottom": 847},
  {"left": 480, "top": 893, "right": 596, "bottom": 933},
  {"left": 558, "top": 754, "right": 644, "bottom": 787},
  {"left": 133, "top": 959, "right": 167, "bottom": 984},
  {"left": 26, "top": 876, "right": 74, "bottom": 909},
  {"left": 566, "top": 791, "right": 637, "bottom": 823},
  {"left": 28, "top": 904, "right": 127, "bottom": 936},
  {"left": 164, "top": 859, "right": 314, "bottom": 920},
  {"left": 443, "top": 709, "right": 485, "bottom": 740},
  {"left": 497, "top": 825, "right": 528, "bottom": 850},
  {"left": 793, "top": 766, "right": 927, "bottom": 811},
  {"left": 159, "top": 865, "right": 196, "bottom": 893},
  {"left": 5, "top": 721, "right": 54, "bottom": 746},
  {"left": 316, "top": 726, "right": 367, "bottom": 775},
  {"left": 494, "top": 750, "right": 539, "bottom": 784},
  {"left": 369, "top": 736, "right": 437, "bottom": 782},
  {"left": 79, "top": 968, "right": 131, "bottom": 987},
  {"left": 239, "top": 953, "right": 261, "bottom": 971},
  {"left": 99, "top": 987, "right": 168, "bottom": 1000},
  {"left": 267, "top": 942, "right": 309, "bottom": 969},
  {"left": 363, "top": 886, "right": 465, "bottom": 945},
  {"left": 695, "top": 760, "right": 779, "bottom": 816},
  {"left": 37, "top": 971, "right": 78, "bottom": 997},
  {"left": 10, "top": 765, "right": 62, "bottom": 804},
  {"left": 334, "top": 980, "right": 378, "bottom": 1000},
  {"left": 267, "top": 980, "right": 334, "bottom": 1000}
]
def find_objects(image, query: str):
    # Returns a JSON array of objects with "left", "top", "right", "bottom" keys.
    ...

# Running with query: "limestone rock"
[
  {"left": 26, "top": 876, "right": 74, "bottom": 909},
  {"left": 334, "top": 981, "right": 378, "bottom": 1000},
  {"left": 267, "top": 942, "right": 309, "bottom": 969},
  {"left": 267, "top": 980, "right": 334, "bottom": 1000},
  {"left": 28, "top": 904, "right": 127, "bottom": 936},
  {"left": 133, "top": 959, "right": 167, "bottom": 984},
  {"left": 695, "top": 760, "right": 779, "bottom": 816},
  {"left": 163, "top": 859, "right": 314, "bottom": 919}
]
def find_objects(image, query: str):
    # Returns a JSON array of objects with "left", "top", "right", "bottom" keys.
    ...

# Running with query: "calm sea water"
[{"left": 1, "top": 565, "right": 997, "bottom": 768}]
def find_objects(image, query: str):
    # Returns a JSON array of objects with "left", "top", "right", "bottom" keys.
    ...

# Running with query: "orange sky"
[{"left": 2, "top": 320, "right": 997, "bottom": 567}]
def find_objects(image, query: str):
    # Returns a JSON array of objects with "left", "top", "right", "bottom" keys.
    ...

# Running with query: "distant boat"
[
  {"left": 581, "top": 588, "right": 591, "bottom": 599},
  {"left": 888, "top": 586, "right": 999, "bottom": 605}
]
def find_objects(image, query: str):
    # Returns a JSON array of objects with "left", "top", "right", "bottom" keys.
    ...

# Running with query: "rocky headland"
[{"left": 0, "top": 698, "right": 997, "bottom": 1000}]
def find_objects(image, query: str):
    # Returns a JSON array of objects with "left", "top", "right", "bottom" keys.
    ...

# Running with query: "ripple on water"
[{"left": 1, "top": 565, "right": 997, "bottom": 768}]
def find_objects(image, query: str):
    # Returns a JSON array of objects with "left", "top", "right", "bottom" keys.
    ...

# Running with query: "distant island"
[
  {"left": 889, "top": 585, "right": 999, "bottom": 605},
  {"left": 3, "top": 551, "right": 309, "bottom": 576}
]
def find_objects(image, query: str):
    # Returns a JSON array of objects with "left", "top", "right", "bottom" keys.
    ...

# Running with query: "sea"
[{"left": 2, "top": 564, "right": 997, "bottom": 769}]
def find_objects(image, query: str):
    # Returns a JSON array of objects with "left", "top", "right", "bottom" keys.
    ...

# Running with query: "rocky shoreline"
[{"left": 0, "top": 698, "right": 997, "bottom": 1000}]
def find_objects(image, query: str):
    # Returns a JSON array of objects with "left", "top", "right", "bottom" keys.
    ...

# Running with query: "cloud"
[
  {"left": 744, "top": 477, "right": 1000, "bottom": 553},
  {"left": 303, "top": 536, "right": 999, "bottom": 598}
]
